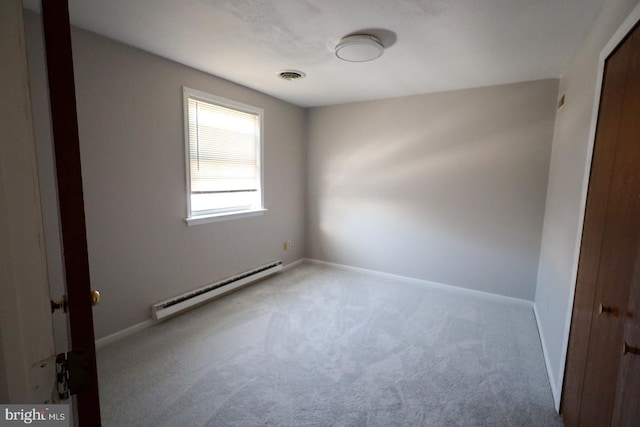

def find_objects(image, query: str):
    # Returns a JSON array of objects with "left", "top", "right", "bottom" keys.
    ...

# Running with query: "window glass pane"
[
  {"left": 191, "top": 191, "right": 257, "bottom": 214},
  {"left": 184, "top": 90, "right": 262, "bottom": 217}
]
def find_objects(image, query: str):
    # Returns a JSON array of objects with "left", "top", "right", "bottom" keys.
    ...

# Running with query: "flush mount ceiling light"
[{"left": 335, "top": 34, "right": 384, "bottom": 62}]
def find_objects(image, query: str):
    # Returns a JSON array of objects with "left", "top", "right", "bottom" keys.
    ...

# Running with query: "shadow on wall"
[{"left": 308, "top": 80, "right": 558, "bottom": 300}]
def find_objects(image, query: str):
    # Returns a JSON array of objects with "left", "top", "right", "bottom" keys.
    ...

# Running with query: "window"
[{"left": 183, "top": 88, "right": 265, "bottom": 224}]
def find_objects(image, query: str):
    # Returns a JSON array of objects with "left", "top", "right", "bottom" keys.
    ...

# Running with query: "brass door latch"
[
  {"left": 598, "top": 303, "right": 618, "bottom": 316},
  {"left": 622, "top": 341, "right": 640, "bottom": 357},
  {"left": 51, "top": 295, "right": 67, "bottom": 313},
  {"left": 51, "top": 290, "right": 100, "bottom": 313}
]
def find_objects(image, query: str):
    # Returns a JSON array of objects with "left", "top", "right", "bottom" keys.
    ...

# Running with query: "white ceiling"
[{"left": 24, "top": 0, "right": 604, "bottom": 107}]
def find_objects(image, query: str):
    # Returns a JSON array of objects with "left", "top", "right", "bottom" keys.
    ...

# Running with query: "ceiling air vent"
[{"left": 278, "top": 70, "right": 306, "bottom": 81}]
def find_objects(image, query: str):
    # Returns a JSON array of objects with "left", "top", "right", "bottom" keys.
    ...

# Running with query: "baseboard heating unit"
[{"left": 152, "top": 260, "right": 283, "bottom": 320}]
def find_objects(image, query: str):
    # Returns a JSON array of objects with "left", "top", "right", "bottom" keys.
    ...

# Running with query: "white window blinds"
[{"left": 184, "top": 89, "right": 263, "bottom": 217}]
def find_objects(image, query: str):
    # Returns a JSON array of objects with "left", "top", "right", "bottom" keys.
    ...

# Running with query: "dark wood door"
[
  {"left": 561, "top": 22, "right": 640, "bottom": 427},
  {"left": 41, "top": 1, "right": 102, "bottom": 425},
  {"left": 612, "top": 241, "right": 640, "bottom": 425},
  {"left": 610, "top": 24, "right": 640, "bottom": 427}
]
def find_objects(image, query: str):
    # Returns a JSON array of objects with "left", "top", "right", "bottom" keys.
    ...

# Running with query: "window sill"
[{"left": 186, "top": 208, "right": 267, "bottom": 226}]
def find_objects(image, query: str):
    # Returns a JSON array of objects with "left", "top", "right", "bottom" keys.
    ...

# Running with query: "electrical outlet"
[{"left": 284, "top": 240, "right": 292, "bottom": 250}]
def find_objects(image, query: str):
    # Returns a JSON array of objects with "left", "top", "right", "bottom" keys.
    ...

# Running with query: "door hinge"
[{"left": 55, "top": 349, "right": 94, "bottom": 400}]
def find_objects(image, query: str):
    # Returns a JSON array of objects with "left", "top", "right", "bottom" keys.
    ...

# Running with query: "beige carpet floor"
[{"left": 97, "top": 262, "right": 563, "bottom": 426}]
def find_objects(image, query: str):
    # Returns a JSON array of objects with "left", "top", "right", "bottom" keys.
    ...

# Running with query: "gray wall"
[
  {"left": 306, "top": 80, "right": 558, "bottom": 301},
  {"left": 535, "top": 0, "right": 640, "bottom": 405},
  {"left": 25, "top": 12, "right": 306, "bottom": 340}
]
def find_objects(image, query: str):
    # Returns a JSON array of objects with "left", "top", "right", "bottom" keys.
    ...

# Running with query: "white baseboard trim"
[
  {"left": 283, "top": 258, "right": 304, "bottom": 271},
  {"left": 303, "top": 258, "right": 534, "bottom": 308},
  {"left": 95, "top": 319, "right": 155, "bottom": 349},
  {"left": 96, "top": 258, "right": 306, "bottom": 348},
  {"left": 533, "top": 303, "right": 560, "bottom": 411}
]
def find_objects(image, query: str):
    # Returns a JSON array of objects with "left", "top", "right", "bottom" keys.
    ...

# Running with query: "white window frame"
[{"left": 183, "top": 87, "right": 266, "bottom": 225}]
